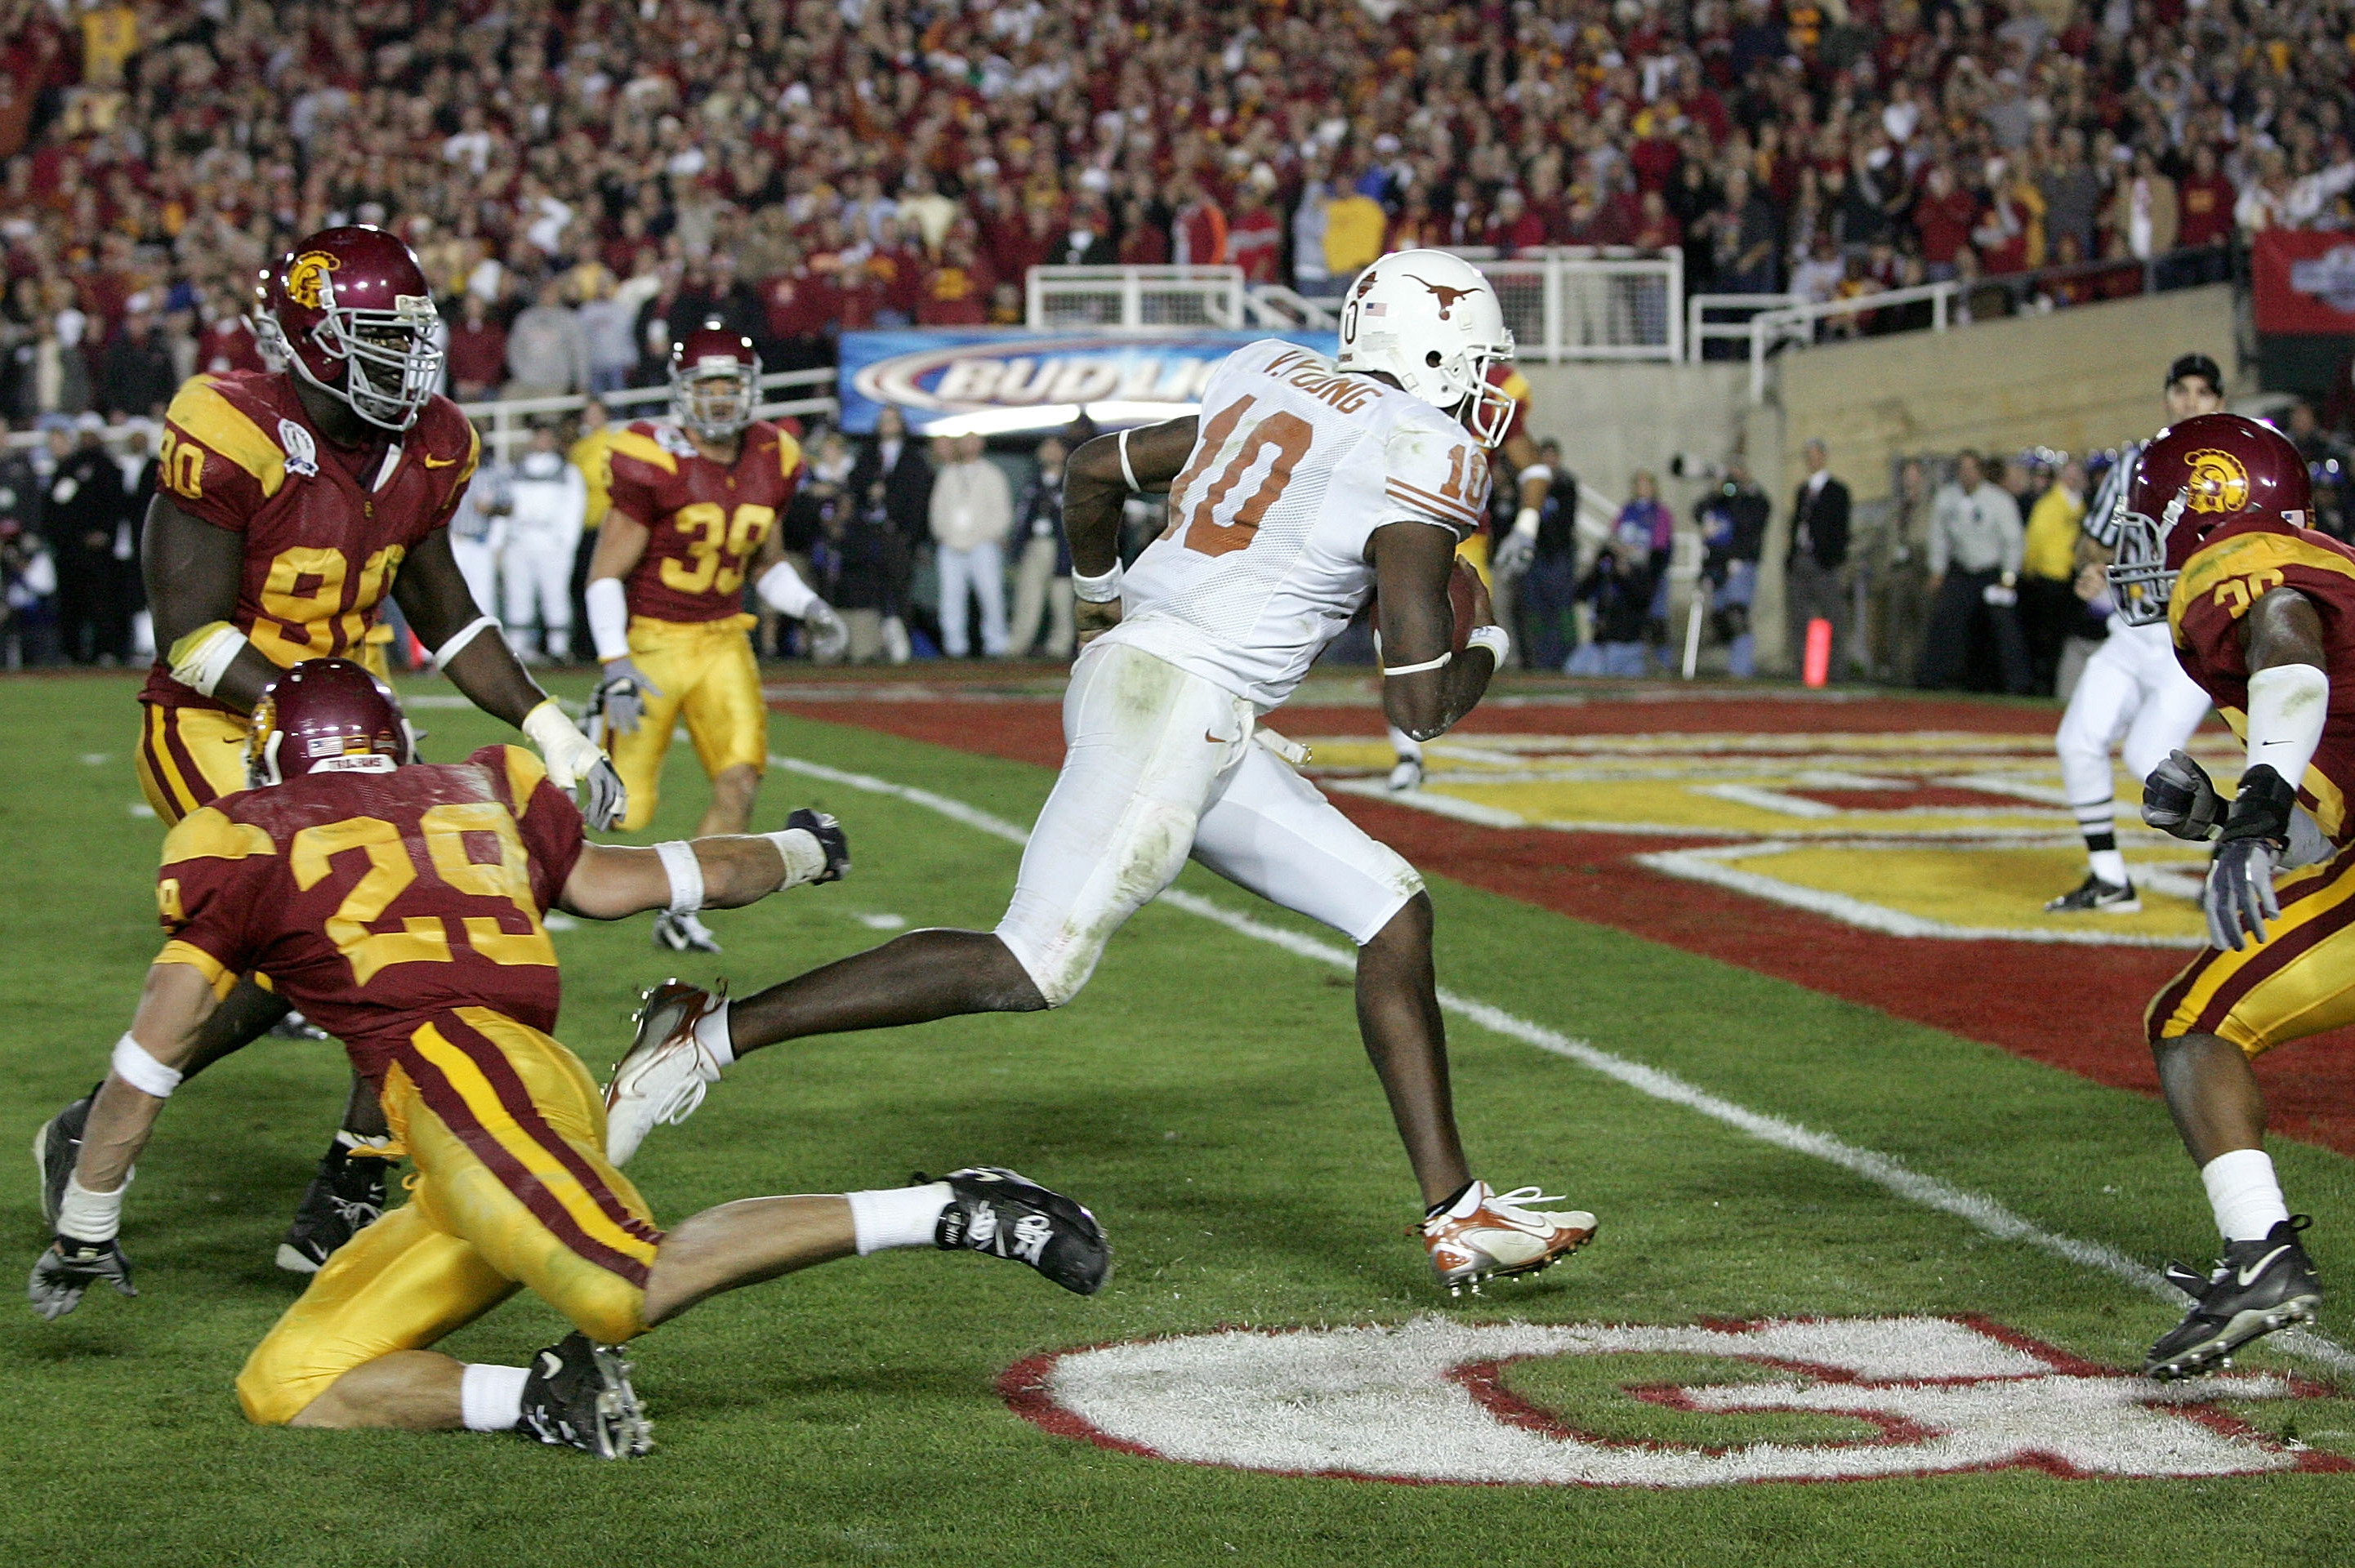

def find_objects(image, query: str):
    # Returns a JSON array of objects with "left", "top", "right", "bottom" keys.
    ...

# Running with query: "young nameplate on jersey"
[
  {"left": 2103, "top": 413, "right": 2341, "bottom": 1380},
  {"left": 29, "top": 659, "right": 1108, "bottom": 1459},
  {"left": 602, "top": 250, "right": 1597, "bottom": 1297}
]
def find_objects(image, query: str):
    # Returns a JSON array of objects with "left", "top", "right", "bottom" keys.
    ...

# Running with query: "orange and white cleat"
[
  {"left": 603, "top": 980, "right": 730, "bottom": 1167},
  {"left": 1420, "top": 1182, "right": 1597, "bottom": 1296}
]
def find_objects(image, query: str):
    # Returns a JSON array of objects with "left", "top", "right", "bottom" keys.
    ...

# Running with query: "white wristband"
[
  {"left": 1514, "top": 462, "right": 1553, "bottom": 488},
  {"left": 112, "top": 1031, "right": 182, "bottom": 1098},
  {"left": 763, "top": 827, "right": 827, "bottom": 886},
  {"left": 1117, "top": 427, "right": 1140, "bottom": 493},
  {"left": 167, "top": 621, "right": 251, "bottom": 697},
  {"left": 432, "top": 614, "right": 499, "bottom": 668},
  {"left": 1071, "top": 563, "right": 1122, "bottom": 604},
  {"left": 56, "top": 1169, "right": 130, "bottom": 1244},
  {"left": 1511, "top": 507, "right": 1541, "bottom": 538},
  {"left": 653, "top": 840, "right": 705, "bottom": 914},
  {"left": 1466, "top": 623, "right": 1511, "bottom": 666},
  {"left": 2246, "top": 662, "right": 2329, "bottom": 786},
  {"left": 1383, "top": 650, "right": 1452, "bottom": 676},
  {"left": 756, "top": 559, "right": 818, "bottom": 618},
  {"left": 586, "top": 577, "right": 631, "bottom": 663}
]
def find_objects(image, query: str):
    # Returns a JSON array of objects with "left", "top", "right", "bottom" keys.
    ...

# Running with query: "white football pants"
[
  {"left": 2054, "top": 618, "right": 2211, "bottom": 848},
  {"left": 501, "top": 541, "right": 574, "bottom": 657},
  {"left": 996, "top": 643, "right": 1425, "bottom": 1005}
]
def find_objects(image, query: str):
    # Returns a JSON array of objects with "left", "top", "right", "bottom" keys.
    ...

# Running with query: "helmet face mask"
[
  {"left": 246, "top": 659, "right": 414, "bottom": 789},
  {"left": 258, "top": 226, "right": 444, "bottom": 433},
  {"left": 1335, "top": 250, "right": 1516, "bottom": 447},
  {"left": 670, "top": 322, "right": 760, "bottom": 443}
]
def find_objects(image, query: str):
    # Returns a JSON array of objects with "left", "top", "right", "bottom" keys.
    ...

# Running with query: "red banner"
[{"left": 2254, "top": 229, "right": 2355, "bottom": 334}]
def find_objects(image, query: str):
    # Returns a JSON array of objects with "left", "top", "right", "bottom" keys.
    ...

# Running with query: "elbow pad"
[
  {"left": 167, "top": 621, "right": 251, "bottom": 697},
  {"left": 756, "top": 559, "right": 818, "bottom": 618}
]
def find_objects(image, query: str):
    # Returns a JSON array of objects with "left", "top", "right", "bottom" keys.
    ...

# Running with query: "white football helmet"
[{"left": 1336, "top": 249, "right": 1518, "bottom": 447}]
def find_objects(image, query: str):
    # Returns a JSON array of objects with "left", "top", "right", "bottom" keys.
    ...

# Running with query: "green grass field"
[{"left": 5, "top": 672, "right": 2355, "bottom": 1566}]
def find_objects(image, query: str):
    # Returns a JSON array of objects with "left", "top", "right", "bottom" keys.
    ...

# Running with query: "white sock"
[
  {"left": 460, "top": 1363, "right": 530, "bottom": 1432},
  {"left": 695, "top": 996, "right": 736, "bottom": 1068},
  {"left": 1446, "top": 1180, "right": 1489, "bottom": 1219},
  {"left": 2201, "top": 1148, "right": 2290, "bottom": 1242},
  {"left": 2089, "top": 849, "right": 2129, "bottom": 887},
  {"left": 845, "top": 1181, "right": 954, "bottom": 1255},
  {"left": 1388, "top": 724, "right": 1423, "bottom": 763}
]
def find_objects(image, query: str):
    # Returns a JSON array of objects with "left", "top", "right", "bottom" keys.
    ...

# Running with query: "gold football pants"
[
  {"left": 236, "top": 1007, "right": 662, "bottom": 1425},
  {"left": 608, "top": 613, "right": 768, "bottom": 831},
  {"left": 134, "top": 639, "right": 388, "bottom": 824},
  {"left": 2148, "top": 841, "right": 2355, "bottom": 1055}
]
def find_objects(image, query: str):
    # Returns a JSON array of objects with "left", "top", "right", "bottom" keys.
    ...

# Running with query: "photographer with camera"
[{"left": 1695, "top": 459, "right": 1770, "bottom": 679}]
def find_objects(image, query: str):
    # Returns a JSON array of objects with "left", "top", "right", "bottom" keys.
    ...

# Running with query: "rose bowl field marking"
[{"left": 769, "top": 751, "right": 2355, "bottom": 1377}]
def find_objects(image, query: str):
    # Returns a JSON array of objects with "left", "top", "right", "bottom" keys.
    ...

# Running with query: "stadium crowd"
[{"left": 7, "top": 0, "right": 2355, "bottom": 669}]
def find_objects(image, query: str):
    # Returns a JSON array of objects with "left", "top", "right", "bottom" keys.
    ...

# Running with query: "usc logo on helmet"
[
  {"left": 284, "top": 251, "right": 341, "bottom": 310},
  {"left": 2183, "top": 449, "right": 2251, "bottom": 514}
]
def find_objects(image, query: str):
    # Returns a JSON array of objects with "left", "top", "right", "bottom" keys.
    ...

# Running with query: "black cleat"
[
  {"left": 2147, "top": 1216, "right": 2323, "bottom": 1379},
  {"left": 518, "top": 1331, "right": 653, "bottom": 1458},
  {"left": 270, "top": 1009, "right": 333, "bottom": 1040},
  {"left": 32, "top": 1084, "right": 99, "bottom": 1227},
  {"left": 929, "top": 1165, "right": 1111, "bottom": 1295},
  {"left": 275, "top": 1142, "right": 390, "bottom": 1274},
  {"left": 785, "top": 807, "right": 850, "bottom": 883},
  {"left": 2044, "top": 874, "right": 2141, "bottom": 914}
]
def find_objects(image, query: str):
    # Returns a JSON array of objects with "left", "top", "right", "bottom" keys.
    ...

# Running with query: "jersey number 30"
[{"left": 1164, "top": 397, "right": 1314, "bottom": 559}]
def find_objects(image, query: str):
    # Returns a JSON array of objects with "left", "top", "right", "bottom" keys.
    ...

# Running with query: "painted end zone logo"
[{"left": 1001, "top": 1316, "right": 2345, "bottom": 1486}]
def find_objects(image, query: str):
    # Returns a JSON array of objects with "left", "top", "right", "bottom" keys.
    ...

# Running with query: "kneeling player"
[
  {"left": 604, "top": 252, "right": 1595, "bottom": 1294},
  {"left": 27, "top": 661, "right": 1107, "bottom": 1454},
  {"left": 2107, "top": 414, "right": 2338, "bottom": 1377}
]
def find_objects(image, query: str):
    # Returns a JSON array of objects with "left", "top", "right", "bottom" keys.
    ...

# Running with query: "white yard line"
[{"left": 769, "top": 751, "right": 2354, "bottom": 1375}]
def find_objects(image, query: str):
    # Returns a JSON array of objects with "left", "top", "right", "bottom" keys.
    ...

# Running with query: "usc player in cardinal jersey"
[
  {"left": 37, "top": 226, "right": 622, "bottom": 1278},
  {"left": 584, "top": 321, "right": 845, "bottom": 953},
  {"left": 27, "top": 661, "right": 1106, "bottom": 1459},
  {"left": 2107, "top": 413, "right": 2344, "bottom": 1378}
]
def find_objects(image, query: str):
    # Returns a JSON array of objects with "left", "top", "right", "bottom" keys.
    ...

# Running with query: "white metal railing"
[
  {"left": 457, "top": 368, "right": 837, "bottom": 465},
  {"left": 1451, "top": 247, "right": 1685, "bottom": 363},
  {"left": 1242, "top": 283, "right": 1336, "bottom": 329},
  {"left": 1686, "top": 292, "right": 1800, "bottom": 363},
  {"left": 1026, "top": 265, "right": 1244, "bottom": 330},
  {"left": 2, "top": 368, "right": 841, "bottom": 468}
]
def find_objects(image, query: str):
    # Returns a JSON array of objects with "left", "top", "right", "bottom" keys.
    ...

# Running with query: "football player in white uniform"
[
  {"left": 2044, "top": 354, "right": 2223, "bottom": 913},
  {"left": 604, "top": 251, "right": 1596, "bottom": 1294}
]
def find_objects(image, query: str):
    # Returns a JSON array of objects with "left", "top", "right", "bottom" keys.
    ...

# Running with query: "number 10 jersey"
[{"left": 1106, "top": 337, "right": 1492, "bottom": 710}]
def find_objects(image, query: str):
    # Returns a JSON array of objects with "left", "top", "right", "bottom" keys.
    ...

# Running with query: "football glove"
[
  {"left": 2205, "top": 764, "right": 2299, "bottom": 951},
  {"left": 29, "top": 1236, "right": 135, "bottom": 1321},
  {"left": 2143, "top": 750, "right": 2223, "bottom": 841},
  {"left": 522, "top": 699, "right": 628, "bottom": 831},
  {"left": 591, "top": 659, "right": 662, "bottom": 737},
  {"left": 803, "top": 600, "right": 850, "bottom": 663},
  {"left": 1491, "top": 520, "right": 1538, "bottom": 577}
]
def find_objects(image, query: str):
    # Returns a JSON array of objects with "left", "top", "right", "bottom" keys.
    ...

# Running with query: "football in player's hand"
[{"left": 1449, "top": 557, "right": 1489, "bottom": 654}]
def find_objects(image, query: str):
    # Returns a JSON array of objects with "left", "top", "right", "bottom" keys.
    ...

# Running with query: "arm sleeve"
[
  {"left": 154, "top": 808, "right": 274, "bottom": 982},
  {"left": 474, "top": 745, "right": 587, "bottom": 911},
  {"left": 1378, "top": 416, "right": 1492, "bottom": 538}
]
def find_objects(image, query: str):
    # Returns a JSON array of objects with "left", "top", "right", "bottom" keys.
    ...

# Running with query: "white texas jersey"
[{"left": 1102, "top": 338, "right": 1491, "bottom": 708}]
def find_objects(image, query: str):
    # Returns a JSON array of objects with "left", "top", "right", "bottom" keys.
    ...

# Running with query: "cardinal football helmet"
[
  {"left": 1336, "top": 249, "right": 1518, "bottom": 447},
  {"left": 670, "top": 320, "right": 759, "bottom": 443},
  {"left": 2107, "top": 412, "right": 2313, "bottom": 626},
  {"left": 248, "top": 658, "right": 414, "bottom": 788},
  {"left": 255, "top": 225, "right": 444, "bottom": 432}
]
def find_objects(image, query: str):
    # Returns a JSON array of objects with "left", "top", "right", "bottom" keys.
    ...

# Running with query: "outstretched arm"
[
  {"left": 559, "top": 814, "right": 845, "bottom": 920},
  {"left": 1490, "top": 429, "right": 1554, "bottom": 571},
  {"left": 1370, "top": 520, "right": 1496, "bottom": 742},
  {"left": 142, "top": 494, "right": 281, "bottom": 713},
  {"left": 31, "top": 961, "right": 219, "bottom": 1320},
  {"left": 1063, "top": 418, "right": 1197, "bottom": 644}
]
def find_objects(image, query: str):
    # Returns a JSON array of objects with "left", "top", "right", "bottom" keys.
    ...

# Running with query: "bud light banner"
[
  {"left": 2253, "top": 230, "right": 2355, "bottom": 336},
  {"left": 837, "top": 330, "right": 1336, "bottom": 436}
]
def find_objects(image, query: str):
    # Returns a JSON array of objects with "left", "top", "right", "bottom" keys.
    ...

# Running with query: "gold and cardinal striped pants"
[{"left": 2148, "top": 840, "right": 2355, "bottom": 1056}]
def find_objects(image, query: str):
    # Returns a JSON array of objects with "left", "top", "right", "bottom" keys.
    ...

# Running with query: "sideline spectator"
[
  {"left": 446, "top": 295, "right": 506, "bottom": 403},
  {"left": 1567, "top": 519, "right": 1657, "bottom": 679},
  {"left": 46, "top": 415, "right": 126, "bottom": 665},
  {"left": 1518, "top": 441, "right": 1582, "bottom": 673},
  {"left": 1006, "top": 436, "right": 1074, "bottom": 661},
  {"left": 849, "top": 407, "right": 934, "bottom": 663},
  {"left": 505, "top": 282, "right": 589, "bottom": 401},
  {"left": 501, "top": 424, "right": 587, "bottom": 662},
  {"left": 1616, "top": 466, "right": 1673, "bottom": 648},
  {"left": 1785, "top": 439, "right": 1852, "bottom": 681},
  {"left": 2019, "top": 457, "right": 2090, "bottom": 694},
  {"left": 1917, "top": 452, "right": 2031, "bottom": 694},
  {"left": 929, "top": 432, "right": 1013, "bottom": 659},
  {"left": 1697, "top": 461, "right": 1770, "bottom": 679}
]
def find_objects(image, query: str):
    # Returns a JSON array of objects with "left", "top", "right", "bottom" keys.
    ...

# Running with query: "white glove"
[
  {"left": 522, "top": 699, "right": 627, "bottom": 831},
  {"left": 804, "top": 599, "right": 850, "bottom": 662},
  {"left": 1491, "top": 510, "right": 1540, "bottom": 576}
]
